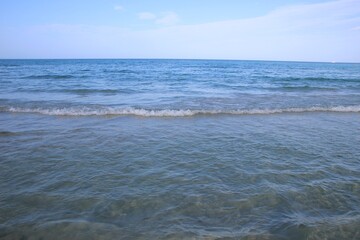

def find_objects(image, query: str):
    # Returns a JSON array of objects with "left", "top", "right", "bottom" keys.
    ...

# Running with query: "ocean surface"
[{"left": 0, "top": 59, "right": 359, "bottom": 239}]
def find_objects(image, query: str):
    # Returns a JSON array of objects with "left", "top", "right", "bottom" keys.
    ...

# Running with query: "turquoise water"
[{"left": 0, "top": 59, "right": 360, "bottom": 239}]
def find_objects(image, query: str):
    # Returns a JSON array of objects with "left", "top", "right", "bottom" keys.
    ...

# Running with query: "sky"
[{"left": 0, "top": 0, "right": 360, "bottom": 62}]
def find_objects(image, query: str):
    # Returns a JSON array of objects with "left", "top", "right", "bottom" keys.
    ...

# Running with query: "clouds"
[
  {"left": 138, "top": 12, "right": 156, "bottom": 20},
  {"left": 114, "top": 5, "right": 123, "bottom": 11},
  {"left": 155, "top": 12, "right": 179, "bottom": 26},
  {"left": 1, "top": 0, "right": 360, "bottom": 62},
  {"left": 138, "top": 11, "right": 179, "bottom": 26},
  {"left": 115, "top": 4, "right": 180, "bottom": 26}
]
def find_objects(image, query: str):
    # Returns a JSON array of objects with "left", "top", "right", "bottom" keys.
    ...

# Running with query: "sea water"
[{"left": 0, "top": 59, "right": 359, "bottom": 239}]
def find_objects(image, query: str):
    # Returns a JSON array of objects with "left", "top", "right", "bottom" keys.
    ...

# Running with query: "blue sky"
[{"left": 1, "top": 0, "right": 360, "bottom": 62}]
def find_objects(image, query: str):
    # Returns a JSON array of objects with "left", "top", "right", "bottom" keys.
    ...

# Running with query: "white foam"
[
  {"left": 2, "top": 105, "right": 360, "bottom": 117},
  {"left": 5, "top": 107, "right": 202, "bottom": 116}
]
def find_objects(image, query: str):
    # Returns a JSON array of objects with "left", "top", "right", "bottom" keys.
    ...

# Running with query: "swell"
[
  {"left": 21, "top": 74, "right": 76, "bottom": 79},
  {"left": 0, "top": 64, "right": 20, "bottom": 67},
  {"left": 273, "top": 76, "right": 360, "bottom": 83},
  {"left": 15, "top": 88, "right": 135, "bottom": 94},
  {"left": 1, "top": 105, "right": 360, "bottom": 117},
  {"left": 62, "top": 89, "right": 133, "bottom": 94},
  {"left": 0, "top": 131, "right": 19, "bottom": 137},
  {"left": 102, "top": 69, "right": 137, "bottom": 74},
  {"left": 268, "top": 86, "right": 339, "bottom": 91}
]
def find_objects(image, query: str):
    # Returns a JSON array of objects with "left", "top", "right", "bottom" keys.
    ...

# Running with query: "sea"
[{"left": 0, "top": 59, "right": 359, "bottom": 240}]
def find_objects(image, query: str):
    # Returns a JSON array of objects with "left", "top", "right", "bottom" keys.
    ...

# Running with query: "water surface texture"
[{"left": 0, "top": 59, "right": 360, "bottom": 239}]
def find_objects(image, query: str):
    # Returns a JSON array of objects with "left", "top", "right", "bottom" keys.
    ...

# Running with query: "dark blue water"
[
  {"left": 1, "top": 59, "right": 360, "bottom": 115},
  {"left": 0, "top": 59, "right": 360, "bottom": 239}
]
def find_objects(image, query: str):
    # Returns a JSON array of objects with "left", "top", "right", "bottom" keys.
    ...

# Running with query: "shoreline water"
[
  {"left": 1, "top": 112, "right": 360, "bottom": 239},
  {"left": 1, "top": 59, "right": 359, "bottom": 239}
]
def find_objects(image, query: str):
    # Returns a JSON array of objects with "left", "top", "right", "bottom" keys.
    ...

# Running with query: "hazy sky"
[{"left": 1, "top": 0, "right": 360, "bottom": 62}]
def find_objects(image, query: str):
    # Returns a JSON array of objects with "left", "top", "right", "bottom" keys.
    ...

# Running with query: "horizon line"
[{"left": 0, "top": 58, "right": 359, "bottom": 64}]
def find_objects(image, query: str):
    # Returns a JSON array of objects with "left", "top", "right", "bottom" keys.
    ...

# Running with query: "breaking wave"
[{"left": 1, "top": 105, "right": 360, "bottom": 117}]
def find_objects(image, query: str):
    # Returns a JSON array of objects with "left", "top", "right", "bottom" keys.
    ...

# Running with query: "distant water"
[{"left": 0, "top": 59, "right": 359, "bottom": 239}]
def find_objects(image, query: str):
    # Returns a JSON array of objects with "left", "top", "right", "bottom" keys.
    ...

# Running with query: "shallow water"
[{"left": 0, "top": 60, "right": 360, "bottom": 239}]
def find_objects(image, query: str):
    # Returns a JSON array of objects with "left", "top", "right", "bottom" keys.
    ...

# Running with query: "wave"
[
  {"left": 102, "top": 69, "right": 137, "bottom": 74},
  {"left": 274, "top": 77, "right": 360, "bottom": 83},
  {"left": 15, "top": 88, "right": 136, "bottom": 94},
  {"left": 60, "top": 89, "right": 125, "bottom": 94},
  {"left": 22, "top": 74, "right": 76, "bottom": 79},
  {"left": 271, "top": 86, "right": 338, "bottom": 91},
  {"left": 0, "top": 131, "right": 18, "bottom": 136},
  {"left": 1, "top": 105, "right": 360, "bottom": 117},
  {"left": 0, "top": 64, "right": 20, "bottom": 67}
]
